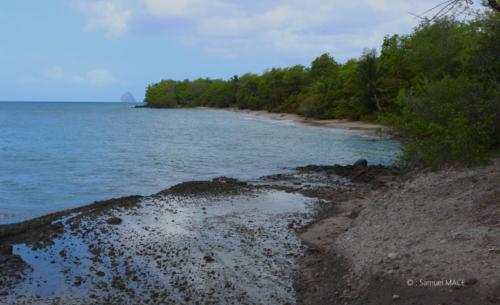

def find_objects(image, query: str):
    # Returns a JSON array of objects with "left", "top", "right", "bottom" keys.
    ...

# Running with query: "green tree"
[
  {"left": 395, "top": 75, "right": 499, "bottom": 167},
  {"left": 350, "top": 49, "right": 383, "bottom": 117}
]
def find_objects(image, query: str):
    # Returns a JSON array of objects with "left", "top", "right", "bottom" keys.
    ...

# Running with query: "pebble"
[
  {"left": 392, "top": 294, "right": 400, "bottom": 300},
  {"left": 203, "top": 255, "right": 215, "bottom": 263},
  {"left": 106, "top": 217, "right": 123, "bottom": 225}
]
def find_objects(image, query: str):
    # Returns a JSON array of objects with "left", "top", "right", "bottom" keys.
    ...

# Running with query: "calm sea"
[{"left": 0, "top": 102, "right": 400, "bottom": 224}]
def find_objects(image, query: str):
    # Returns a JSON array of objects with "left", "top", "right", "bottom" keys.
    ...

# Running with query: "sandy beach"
[{"left": 199, "top": 107, "right": 389, "bottom": 133}]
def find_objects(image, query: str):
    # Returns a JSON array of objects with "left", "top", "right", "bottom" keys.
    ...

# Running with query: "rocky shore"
[{"left": 1, "top": 160, "right": 498, "bottom": 304}]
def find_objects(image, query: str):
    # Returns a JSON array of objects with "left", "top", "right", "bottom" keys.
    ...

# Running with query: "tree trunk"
[{"left": 487, "top": 0, "right": 500, "bottom": 12}]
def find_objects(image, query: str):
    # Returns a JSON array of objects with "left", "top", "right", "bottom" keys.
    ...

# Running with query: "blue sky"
[{"left": 0, "top": 0, "right": 484, "bottom": 102}]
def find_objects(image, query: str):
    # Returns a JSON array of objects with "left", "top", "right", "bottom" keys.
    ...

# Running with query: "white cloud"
[
  {"left": 177, "top": 0, "right": 426, "bottom": 59},
  {"left": 72, "top": 0, "right": 486, "bottom": 59},
  {"left": 74, "top": 0, "right": 132, "bottom": 36},
  {"left": 145, "top": 0, "right": 205, "bottom": 18},
  {"left": 144, "top": 0, "right": 240, "bottom": 20}
]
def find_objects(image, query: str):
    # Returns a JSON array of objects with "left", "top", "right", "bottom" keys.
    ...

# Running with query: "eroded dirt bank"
[{"left": 296, "top": 160, "right": 500, "bottom": 305}]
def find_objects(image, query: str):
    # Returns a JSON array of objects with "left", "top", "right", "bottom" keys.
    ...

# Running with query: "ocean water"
[{"left": 0, "top": 102, "right": 400, "bottom": 224}]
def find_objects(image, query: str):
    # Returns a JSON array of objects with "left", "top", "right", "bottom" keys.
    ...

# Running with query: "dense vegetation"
[{"left": 145, "top": 14, "right": 500, "bottom": 168}]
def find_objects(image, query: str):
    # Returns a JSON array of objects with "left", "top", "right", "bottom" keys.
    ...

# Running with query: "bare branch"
[{"left": 413, "top": 1, "right": 498, "bottom": 21}]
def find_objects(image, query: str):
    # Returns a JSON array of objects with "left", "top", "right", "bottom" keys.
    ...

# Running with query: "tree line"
[{"left": 145, "top": 13, "right": 499, "bottom": 168}]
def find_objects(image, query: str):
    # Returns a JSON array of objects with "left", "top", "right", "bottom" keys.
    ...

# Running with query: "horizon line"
[{"left": 0, "top": 100, "right": 142, "bottom": 103}]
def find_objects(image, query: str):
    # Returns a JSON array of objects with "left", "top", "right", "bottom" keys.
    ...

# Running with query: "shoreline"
[
  {"left": 1, "top": 160, "right": 498, "bottom": 304},
  {"left": 0, "top": 163, "right": 388, "bottom": 243},
  {"left": 0, "top": 162, "right": 397, "bottom": 304},
  {"left": 216, "top": 107, "right": 388, "bottom": 132},
  {"left": 138, "top": 104, "right": 389, "bottom": 133}
]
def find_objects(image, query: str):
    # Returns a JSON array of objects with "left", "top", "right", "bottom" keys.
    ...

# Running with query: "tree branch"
[{"left": 415, "top": 1, "right": 498, "bottom": 21}]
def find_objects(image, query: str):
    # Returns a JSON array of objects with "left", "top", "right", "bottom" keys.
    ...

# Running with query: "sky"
[{"left": 0, "top": 0, "right": 484, "bottom": 102}]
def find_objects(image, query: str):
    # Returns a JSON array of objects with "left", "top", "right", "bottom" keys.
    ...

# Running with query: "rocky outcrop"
[
  {"left": 162, "top": 177, "right": 249, "bottom": 197},
  {"left": 120, "top": 92, "right": 137, "bottom": 103},
  {"left": 296, "top": 160, "right": 400, "bottom": 184}
]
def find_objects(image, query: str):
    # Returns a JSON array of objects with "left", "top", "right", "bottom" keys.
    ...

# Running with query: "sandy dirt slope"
[{"left": 297, "top": 160, "right": 500, "bottom": 305}]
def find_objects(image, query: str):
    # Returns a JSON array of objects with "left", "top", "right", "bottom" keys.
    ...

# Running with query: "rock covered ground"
[
  {"left": 0, "top": 162, "right": 395, "bottom": 305},
  {"left": 0, "top": 182, "right": 304, "bottom": 304}
]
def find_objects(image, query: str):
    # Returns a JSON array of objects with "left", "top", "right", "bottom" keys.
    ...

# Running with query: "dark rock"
[
  {"left": 296, "top": 163, "right": 400, "bottom": 184},
  {"left": 106, "top": 217, "right": 122, "bottom": 225},
  {"left": 89, "top": 246, "right": 102, "bottom": 256},
  {"left": 0, "top": 244, "right": 13, "bottom": 256},
  {"left": 50, "top": 222, "right": 64, "bottom": 233},
  {"left": 212, "top": 176, "right": 239, "bottom": 184},
  {"left": 112, "top": 276, "right": 126, "bottom": 290},
  {"left": 353, "top": 159, "right": 368, "bottom": 169},
  {"left": 347, "top": 208, "right": 361, "bottom": 219},
  {"left": 164, "top": 177, "right": 248, "bottom": 197},
  {"left": 0, "top": 254, "right": 28, "bottom": 278},
  {"left": 73, "top": 276, "right": 83, "bottom": 287},
  {"left": 204, "top": 255, "right": 215, "bottom": 263}
]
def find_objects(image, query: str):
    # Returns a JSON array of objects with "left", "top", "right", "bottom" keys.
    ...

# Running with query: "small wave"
[{"left": 240, "top": 114, "right": 297, "bottom": 127}]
